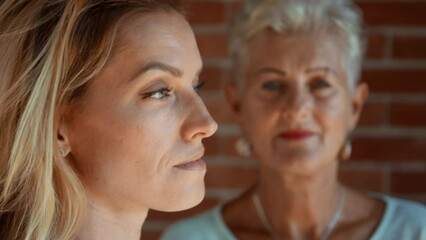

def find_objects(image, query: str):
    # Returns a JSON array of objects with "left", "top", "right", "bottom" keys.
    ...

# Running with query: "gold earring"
[
  {"left": 339, "top": 141, "right": 352, "bottom": 161},
  {"left": 235, "top": 137, "right": 251, "bottom": 157}
]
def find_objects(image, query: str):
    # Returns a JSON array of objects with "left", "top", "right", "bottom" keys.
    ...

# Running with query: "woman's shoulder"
[
  {"left": 371, "top": 194, "right": 426, "bottom": 240},
  {"left": 380, "top": 195, "right": 426, "bottom": 222},
  {"left": 160, "top": 204, "right": 236, "bottom": 240}
]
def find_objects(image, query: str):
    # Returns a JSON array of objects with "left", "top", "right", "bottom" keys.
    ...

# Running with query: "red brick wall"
[{"left": 142, "top": 1, "right": 426, "bottom": 238}]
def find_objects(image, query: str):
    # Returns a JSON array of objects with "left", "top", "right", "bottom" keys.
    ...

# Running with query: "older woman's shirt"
[{"left": 160, "top": 195, "right": 426, "bottom": 240}]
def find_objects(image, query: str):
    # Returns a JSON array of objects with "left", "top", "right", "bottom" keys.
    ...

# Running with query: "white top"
[{"left": 160, "top": 195, "right": 426, "bottom": 240}]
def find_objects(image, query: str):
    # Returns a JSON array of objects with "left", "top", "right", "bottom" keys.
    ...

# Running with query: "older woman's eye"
[
  {"left": 310, "top": 78, "right": 331, "bottom": 90},
  {"left": 141, "top": 87, "right": 173, "bottom": 100},
  {"left": 262, "top": 81, "right": 283, "bottom": 91}
]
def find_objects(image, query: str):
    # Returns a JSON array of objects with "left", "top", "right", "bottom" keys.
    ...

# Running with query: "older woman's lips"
[
  {"left": 280, "top": 130, "right": 314, "bottom": 140},
  {"left": 174, "top": 159, "right": 206, "bottom": 170}
]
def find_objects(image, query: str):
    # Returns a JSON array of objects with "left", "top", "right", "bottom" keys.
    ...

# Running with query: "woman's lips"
[
  {"left": 280, "top": 130, "right": 314, "bottom": 140},
  {"left": 174, "top": 159, "right": 206, "bottom": 170}
]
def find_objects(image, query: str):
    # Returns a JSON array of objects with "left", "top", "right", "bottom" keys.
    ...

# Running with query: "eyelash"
[
  {"left": 310, "top": 78, "right": 331, "bottom": 90},
  {"left": 262, "top": 81, "right": 284, "bottom": 91},
  {"left": 141, "top": 81, "right": 205, "bottom": 100},
  {"left": 141, "top": 86, "right": 174, "bottom": 100}
]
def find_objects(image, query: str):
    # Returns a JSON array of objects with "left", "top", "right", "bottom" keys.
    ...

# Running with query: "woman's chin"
[
  {"left": 151, "top": 184, "right": 206, "bottom": 212},
  {"left": 263, "top": 152, "right": 329, "bottom": 174},
  {"left": 174, "top": 190, "right": 205, "bottom": 212}
]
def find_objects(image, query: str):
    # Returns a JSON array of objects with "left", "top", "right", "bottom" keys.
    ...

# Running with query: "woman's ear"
[
  {"left": 349, "top": 82, "right": 369, "bottom": 131},
  {"left": 58, "top": 114, "right": 71, "bottom": 157},
  {"left": 225, "top": 83, "right": 244, "bottom": 125}
]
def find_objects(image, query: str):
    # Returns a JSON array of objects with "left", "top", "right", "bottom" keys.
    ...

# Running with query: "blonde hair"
[
  {"left": 229, "top": 0, "right": 364, "bottom": 90},
  {"left": 0, "top": 1, "right": 185, "bottom": 239}
]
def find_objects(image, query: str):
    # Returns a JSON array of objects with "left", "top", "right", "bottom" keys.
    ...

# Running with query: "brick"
[
  {"left": 226, "top": 1, "right": 243, "bottom": 22},
  {"left": 146, "top": 197, "right": 219, "bottom": 221},
  {"left": 189, "top": 2, "right": 426, "bottom": 27},
  {"left": 361, "top": 69, "right": 426, "bottom": 94},
  {"left": 199, "top": 67, "right": 222, "bottom": 91},
  {"left": 338, "top": 168, "right": 384, "bottom": 192},
  {"left": 204, "top": 99, "right": 234, "bottom": 124},
  {"left": 358, "top": 101, "right": 387, "bottom": 126},
  {"left": 365, "top": 34, "right": 386, "bottom": 60},
  {"left": 229, "top": 1, "right": 242, "bottom": 16},
  {"left": 393, "top": 36, "right": 426, "bottom": 60},
  {"left": 186, "top": 2, "right": 226, "bottom": 25},
  {"left": 205, "top": 166, "right": 258, "bottom": 189},
  {"left": 358, "top": 2, "right": 426, "bottom": 26},
  {"left": 391, "top": 171, "right": 426, "bottom": 194},
  {"left": 352, "top": 137, "right": 426, "bottom": 161},
  {"left": 222, "top": 68, "right": 233, "bottom": 84},
  {"left": 223, "top": 136, "right": 241, "bottom": 157},
  {"left": 204, "top": 135, "right": 219, "bottom": 156},
  {"left": 196, "top": 33, "right": 228, "bottom": 58},
  {"left": 390, "top": 103, "right": 426, "bottom": 127}
]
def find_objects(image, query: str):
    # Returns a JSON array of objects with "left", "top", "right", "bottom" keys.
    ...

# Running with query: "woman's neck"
[
  {"left": 256, "top": 161, "right": 343, "bottom": 239},
  {"left": 75, "top": 196, "right": 148, "bottom": 240}
]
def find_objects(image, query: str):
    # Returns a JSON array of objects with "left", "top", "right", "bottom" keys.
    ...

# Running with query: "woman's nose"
[
  {"left": 181, "top": 93, "right": 218, "bottom": 142},
  {"left": 281, "top": 87, "right": 312, "bottom": 121}
]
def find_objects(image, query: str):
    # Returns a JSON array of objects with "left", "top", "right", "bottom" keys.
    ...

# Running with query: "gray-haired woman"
[{"left": 161, "top": 0, "right": 426, "bottom": 239}]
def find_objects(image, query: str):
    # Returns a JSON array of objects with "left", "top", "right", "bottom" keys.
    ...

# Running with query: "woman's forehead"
[
  {"left": 107, "top": 11, "right": 199, "bottom": 69},
  {"left": 246, "top": 31, "right": 346, "bottom": 67},
  {"left": 115, "top": 11, "right": 189, "bottom": 47}
]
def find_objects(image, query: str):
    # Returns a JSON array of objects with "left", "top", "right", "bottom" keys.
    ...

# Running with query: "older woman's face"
[
  {"left": 62, "top": 12, "right": 217, "bottom": 212},
  {"left": 229, "top": 30, "right": 367, "bottom": 173}
]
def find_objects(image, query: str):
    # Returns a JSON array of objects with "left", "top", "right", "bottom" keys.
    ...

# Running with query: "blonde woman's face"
[
  {"left": 230, "top": 30, "right": 367, "bottom": 174},
  {"left": 63, "top": 12, "right": 217, "bottom": 212}
]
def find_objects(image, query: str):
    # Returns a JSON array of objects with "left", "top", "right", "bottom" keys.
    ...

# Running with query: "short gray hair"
[{"left": 229, "top": 0, "right": 365, "bottom": 90}]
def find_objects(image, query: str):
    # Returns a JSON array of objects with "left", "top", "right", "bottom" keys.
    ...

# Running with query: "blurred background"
[{"left": 143, "top": 0, "right": 426, "bottom": 238}]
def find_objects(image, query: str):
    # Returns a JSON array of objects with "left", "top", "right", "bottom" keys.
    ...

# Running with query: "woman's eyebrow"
[
  {"left": 306, "top": 66, "right": 336, "bottom": 75},
  {"left": 254, "top": 67, "right": 287, "bottom": 77},
  {"left": 129, "top": 61, "right": 183, "bottom": 82}
]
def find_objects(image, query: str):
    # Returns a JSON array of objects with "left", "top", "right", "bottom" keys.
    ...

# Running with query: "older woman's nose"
[
  {"left": 281, "top": 88, "right": 312, "bottom": 121},
  {"left": 181, "top": 94, "right": 218, "bottom": 142}
]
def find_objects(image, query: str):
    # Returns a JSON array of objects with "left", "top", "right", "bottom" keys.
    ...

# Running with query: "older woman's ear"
[
  {"left": 225, "top": 83, "right": 243, "bottom": 124},
  {"left": 349, "top": 82, "right": 369, "bottom": 130}
]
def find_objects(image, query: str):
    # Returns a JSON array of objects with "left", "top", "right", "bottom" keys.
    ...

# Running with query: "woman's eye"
[
  {"left": 262, "top": 81, "right": 283, "bottom": 91},
  {"left": 142, "top": 87, "right": 173, "bottom": 100},
  {"left": 310, "top": 78, "right": 331, "bottom": 90},
  {"left": 194, "top": 81, "right": 205, "bottom": 92}
]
